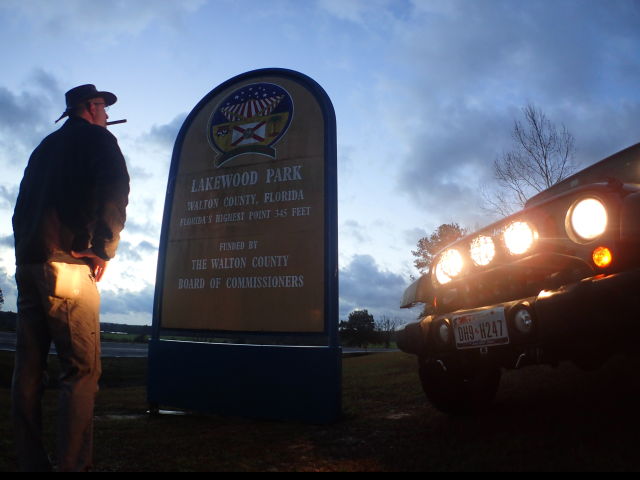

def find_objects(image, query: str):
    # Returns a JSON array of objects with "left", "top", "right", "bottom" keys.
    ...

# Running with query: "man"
[{"left": 12, "top": 84, "right": 129, "bottom": 471}]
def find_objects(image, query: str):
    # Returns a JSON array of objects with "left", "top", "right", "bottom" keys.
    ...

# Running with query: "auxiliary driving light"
[
  {"left": 438, "top": 321, "right": 451, "bottom": 344},
  {"left": 569, "top": 197, "right": 608, "bottom": 242},
  {"left": 513, "top": 308, "right": 534, "bottom": 334},
  {"left": 592, "top": 246, "right": 613, "bottom": 268},
  {"left": 504, "top": 221, "right": 536, "bottom": 255},
  {"left": 470, "top": 235, "right": 496, "bottom": 266},
  {"left": 434, "top": 248, "right": 464, "bottom": 285}
]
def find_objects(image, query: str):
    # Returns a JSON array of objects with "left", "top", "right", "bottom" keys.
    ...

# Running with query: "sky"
[{"left": 0, "top": 0, "right": 639, "bottom": 327}]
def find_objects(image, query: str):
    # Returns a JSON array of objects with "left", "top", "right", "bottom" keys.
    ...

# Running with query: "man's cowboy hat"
[{"left": 54, "top": 84, "right": 117, "bottom": 123}]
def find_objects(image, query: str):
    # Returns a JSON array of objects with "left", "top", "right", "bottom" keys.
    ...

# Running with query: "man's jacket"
[{"left": 13, "top": 116, "right": 130, "bottom": 265}]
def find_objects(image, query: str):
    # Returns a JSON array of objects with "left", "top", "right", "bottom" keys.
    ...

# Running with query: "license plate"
[{"left": 452, "top": 307, "right": 509, "bottom": 350}]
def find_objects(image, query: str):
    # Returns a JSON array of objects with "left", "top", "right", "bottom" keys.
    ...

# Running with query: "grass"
[
  {"left": 100, "top": 332, "right": 151, "bottom": 343},
  {"left": 3, "top": 350, "right": 640, "bottom": 471}
]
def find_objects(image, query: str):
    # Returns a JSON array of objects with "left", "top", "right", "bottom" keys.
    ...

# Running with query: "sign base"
[{"left": 147, "top": 340, "right": 342, "bottom": 424}]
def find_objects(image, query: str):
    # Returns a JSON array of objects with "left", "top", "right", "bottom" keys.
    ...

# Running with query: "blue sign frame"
[{"left": 147, "top": 68, "right": 340, "bottom": 423}]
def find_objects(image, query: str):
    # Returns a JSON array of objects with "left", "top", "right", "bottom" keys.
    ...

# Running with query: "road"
[
  {"left": 0, "top": 331, "right": 393, "bottom": 357},
  {"left": 0, "top": 331, "right": 148, "bottom": 358}
]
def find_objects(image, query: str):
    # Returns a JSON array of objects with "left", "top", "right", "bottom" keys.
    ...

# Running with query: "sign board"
[
  {"left": 157, "top": 70, "right": 334, "bottom": 333},
  {"left": 148, "top": 69, "right": 340, "bottom": 423}
]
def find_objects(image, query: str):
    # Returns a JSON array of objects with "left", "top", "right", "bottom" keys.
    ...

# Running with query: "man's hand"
[{"left": 70, "top": 249, "right": 108, "bottom": 282}]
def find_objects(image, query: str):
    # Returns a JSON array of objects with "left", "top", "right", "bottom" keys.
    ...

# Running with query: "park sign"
[
  {"left": 157, "top": 69, "right": 334, "bottom": 333},
  {"left": 148, "top": 69, "right": 340, "bottom": 423}
]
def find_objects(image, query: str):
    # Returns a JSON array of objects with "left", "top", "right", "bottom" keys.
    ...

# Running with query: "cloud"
[
  {"left": 566, "top": 102, "right": 640, "bottom": 163},
  {"left": 1, "top": 0, "right": 207, "bottom": 43},
  {"left": 0, "top": 185, "right": 18, "bottom": 211},
  {"left": 404, "top": 0, "right": 639, "bottom": 103},
  {"left": 100, "top": 284, "right": 155, "bottom": 316},
  {"left": 0, "top": 265, "right": 17, "bottom": 311},
  {"left": 144, "top": 113, "right": 188, "bottom": 150},
  {"left": 122, "top": 112, "right": 187, "bottom": 186},
  {"left": 403, "top": 227, "right": 427, "bottom": 248},
  {"left": 0, "top": 87, "right": 40, "bottom": 128},
  {"left": 0, "top": 262, "right": 155, "bottom": 319},
  {"left": 0, "top": 235, "right": 13, "bottom": 249},
  {"left": 115, "top": 240, "right": 158, "bottom": 263},
  {"left": 0, "top": 70, "right": 63, "bottom": 165},
  {"left": 123, "top": 216, "right": 162, "bottom": 240},
  {"left": 317, "top": 0, "right": 404, "bottom": 25},
  {"left": 339, "top": 254, "right": 410, "bottom": 321},
  {"left": 0, "top": 87, "right": 53, "bottom": 151},
  {"left": 382, "top": 0, "right": 640, "bottom": 227},
  {"left": 341, "top": 219, "right": 371, "bottom": 245}
]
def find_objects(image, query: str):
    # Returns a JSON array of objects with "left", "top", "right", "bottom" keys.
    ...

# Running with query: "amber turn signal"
[{"left": 592, "top": 246, "right": 613, "bottom": 268}]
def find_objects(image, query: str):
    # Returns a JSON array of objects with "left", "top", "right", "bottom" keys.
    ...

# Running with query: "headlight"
[
  {"left": 568, "top": 197, "right": 608, "bottom": 241},
  {"left": 504, "top": 221, "right": 536, "bottom": 255},
  {"left": 434, "top": 248, "right": 464, "bottom": 284},
  {"left": 470, "top": 235, "right": 495, "bottom": 266}
]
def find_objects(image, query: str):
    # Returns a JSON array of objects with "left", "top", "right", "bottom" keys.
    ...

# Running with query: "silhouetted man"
[{"left": 12, "top": 84, "right": 129, "bottom": 471}]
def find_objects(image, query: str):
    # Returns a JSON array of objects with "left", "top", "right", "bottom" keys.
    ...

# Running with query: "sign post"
[{"left": 147, "top": 69, "right": 340, "bottom": 423}]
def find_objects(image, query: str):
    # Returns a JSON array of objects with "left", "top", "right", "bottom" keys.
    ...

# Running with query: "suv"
[{"left": 398, "top": 143, "right": 640, "bottom": 414}]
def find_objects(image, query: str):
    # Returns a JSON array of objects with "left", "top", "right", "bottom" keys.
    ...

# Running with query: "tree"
[
  {"left": 375, "top": 316, "right": 400, "bottom": 349},
  {"left": 412, "top": 223, "right": 467, "bottom": 274},
  {"left": 339, "top": 309, "right": 376, "bottom": 348},
  {"left": 485, "top": 103, "right": 577, "bottom": 217},
  {"left": 0, "top": 287, "right": 4, "bottom": 311}
]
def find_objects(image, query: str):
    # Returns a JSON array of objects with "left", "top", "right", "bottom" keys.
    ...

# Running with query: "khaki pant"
[{"left": 12, "top": 255, "right": 101, "bottom": 472}]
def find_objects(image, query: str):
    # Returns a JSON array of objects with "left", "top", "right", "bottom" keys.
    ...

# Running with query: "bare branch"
[{"left": 484, "top": 103, "right": 576, "bottom": 217}]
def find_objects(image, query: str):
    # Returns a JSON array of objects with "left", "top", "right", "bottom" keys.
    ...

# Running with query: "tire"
[{"left": 418, "top": 357, "right": 501, "bottom": 415}]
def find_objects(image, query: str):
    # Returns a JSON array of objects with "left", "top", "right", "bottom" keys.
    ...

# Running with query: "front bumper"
[{"left": 398, "top": 268, "right": 640, "bottom": 364}]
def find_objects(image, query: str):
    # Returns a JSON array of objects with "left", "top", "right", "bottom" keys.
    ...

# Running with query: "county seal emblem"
[{"left": 207, "top": 82, "right": 293, "bottom": 168}]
